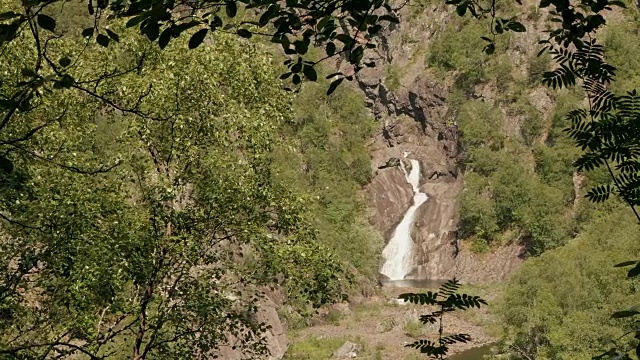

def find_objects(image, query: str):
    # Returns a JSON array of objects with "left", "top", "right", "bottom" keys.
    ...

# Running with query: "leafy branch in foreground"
[
  {"left": 399, "top": 279, "right": 487, "bottom": 359},
  {"left": 538, "top": 39, "right": 640, "bottom": 222}
]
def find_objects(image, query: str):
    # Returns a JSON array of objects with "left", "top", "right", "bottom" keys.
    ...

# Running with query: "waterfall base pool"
[
  {"left": 448, "top": 343, "right": 496, "bottom": 359},
  {"left": 380, "top": 278, "right": 448, "bottom": 289}
]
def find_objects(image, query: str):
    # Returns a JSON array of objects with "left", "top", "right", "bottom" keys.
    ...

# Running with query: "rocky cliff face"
[{"left": 353, "top": 7, "right": 526, "bottom": 282}]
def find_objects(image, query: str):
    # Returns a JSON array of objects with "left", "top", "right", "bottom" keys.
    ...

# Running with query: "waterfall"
[{"left": 380, "top": 157, "right": 428, "bottom": 280}]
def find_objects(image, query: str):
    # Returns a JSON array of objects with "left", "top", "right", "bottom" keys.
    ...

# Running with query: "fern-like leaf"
[
  {"left": 399, "top": 292, "right": 439, "bottom": 305},
  {"left": 440, "top": 333, "right": 472, "bottom": 345},
  {"left": 585, "top": 184, "right": 613, "bottom": 203},
  {"left": 439, "top": 278, "right": 461, "bottom": 297},
  {"left": 405, "top": 340, "right": 448, "bottom": 357}
]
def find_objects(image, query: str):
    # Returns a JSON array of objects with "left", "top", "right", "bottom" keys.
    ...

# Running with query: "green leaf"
[
  {"left": 539, "top": 0, "right": 551, "bottom": 7},
  {"left": 37, "top": 14, "right": 56, "bottom": 32},
  {"left": 96, "top": 33, "right": 110, "bottom": 47},
  {"left": 59, "top": 57, "right": 71, "bottom": 67},
  {"left": 335, "top": 33, "right": 352, "bottom": 45},
  {"left": 126, "top": 15, "right": 145, "bottom": 28},
  {"left": 628, "top": 263, "right": 640, "bottom": 278},
  {"left": 507, "top": 21, "right": 526, "bottom": 32},
  {"left": 326, "top": 42, "right": 336, "bottom": 56},
  {"left": 188, "top": 28, "right": 208, "bottom": 49},
  {"left": 237, "top": 28, "right": 252, "bottom": 38},
  {"left": 0, "top": 156, "right": 13, "bottom": 173},
  {"left": 379, "top": 14, "right": 399, "bottom": 23},
  {"left": 609, "top": 0, "right": 626, "bottom": 7},
  {"left": 81, "top": 27, "right": 94, "bottom": 38},
  {"left": 294, "top": 40, "right": 308, "bottom": 55},
  {"left": 105, "top": 28, "right": 120, "bottom": 42},
  {"left": 614, "top": 260, "right": 638, "bottom": 267},
  {"left": 456, "top": 4, "right": 467, "bottom": 16},
  {"left": 0, "top": 12, "right": 21, "bottom": 21},
  {"left": 611, "top": 310, "right": 640, "bottom": 318},
  {"left": 158, "top": 28, "right": 172, "bottom": 49},
  {"left": 484, "top": 43, "right": 495, "bottom": 55},
  {"left": 210, "top": 15, "right": 223, "bottom": 29},
  {"left": 225, "top": 1, "right": 237, "bottom": 17},
  {"left": 21, "top": 68, "right": 36, "bottom": 77},
  {"left": 327, "top": 77, "right": 343, "bottom": 95},
  {"left": 303, "top": 65, "right": 317, "bottom": 81}
]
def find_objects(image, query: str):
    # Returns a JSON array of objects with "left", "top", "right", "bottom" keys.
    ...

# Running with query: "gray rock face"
[
  {"left": 333, "top": 341, "right": 362, "bottom": 359},
  {"left": 218, "top": 290, "right": 288, "bottom": 360},
  {"left": 356, "top": 11, "right": 524, "bottom": 282}
]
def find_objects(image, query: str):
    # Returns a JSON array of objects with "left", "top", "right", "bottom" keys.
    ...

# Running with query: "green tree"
[
  {"left": 0, "top": 24, "right": 342, "bottom": 359},
  {"left": 0, "top": 0, "right": 399, "bottom": 162}
]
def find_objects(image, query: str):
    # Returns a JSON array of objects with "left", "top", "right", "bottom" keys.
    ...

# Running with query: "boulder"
[{"left": 333, "top": 341, "right": 362, "bottom": 359}]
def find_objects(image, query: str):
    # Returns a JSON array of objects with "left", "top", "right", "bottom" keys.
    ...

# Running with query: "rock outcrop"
[
  {"left": 218, "top": 290, "right": 288, "bottom": 359},
  {"left": 333, "top": 341, "right": 362, "bottom": 359},
  {"left": 353, "top": 8, "right": 525, "bottom": 282}
]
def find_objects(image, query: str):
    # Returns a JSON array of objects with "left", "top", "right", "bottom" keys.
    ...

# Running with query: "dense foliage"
[
  {"left": 0, "top": 8, "right": 381, "bottom": 357},
  {"left": 423, "top": 13, "right": 579, "bottom": 254},
  {"left": 0, "top": 0, "right": 400, "bottom": 166},
  {"left": 501, "top": 208, "right": 640, "bottom": 360}
]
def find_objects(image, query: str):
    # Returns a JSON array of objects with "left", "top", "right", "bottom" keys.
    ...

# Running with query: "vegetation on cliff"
[{"left": 386, "top": 0, "right": 640, "bottom": 358}]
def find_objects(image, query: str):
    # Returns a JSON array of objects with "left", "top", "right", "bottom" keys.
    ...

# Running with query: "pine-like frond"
[
  {"left": 439, "top": 278, "right": 461, "bottom": 297},
  {"left": 443, "top": 293, "right": 488, "bottom": 310},
  {"left": 399, "top": 292, "right": 439, "bottom": 305},
  {"left": 440, "top": 333, "right": 472, "bottom": 345},
  {"left": 405, "top": 339, "right": 448, "bottom": 357},
  {"left": 419, "top": 314, "right": 439, "bottom": 324},
  {"left": 585, "top": 184, "right": 613, "bottom": 203}
]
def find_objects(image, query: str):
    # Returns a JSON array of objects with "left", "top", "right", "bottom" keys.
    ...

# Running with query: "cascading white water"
[{"left": 380, "top": 157, "right": 428, "bottom": 280}]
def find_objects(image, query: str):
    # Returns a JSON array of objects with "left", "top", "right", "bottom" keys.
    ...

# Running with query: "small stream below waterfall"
[
  {"left": 448, "top": 343, "right": 496, "bottom": 359},
  {"left": 373, "top": 157, "right": 497, "bottom": 360},
  {"left": 380, "top": 155, "right": 428, "bottom": 280},
  {"left": 380, "top": 279, "right": 447, "bottom": 288}
]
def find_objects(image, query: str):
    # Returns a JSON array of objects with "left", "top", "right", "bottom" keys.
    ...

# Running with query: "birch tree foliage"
[{"left": 0, "top": 22, "right": 342, "bottom": 359}]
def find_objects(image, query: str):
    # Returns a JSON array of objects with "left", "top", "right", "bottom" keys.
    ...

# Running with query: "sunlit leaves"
[{"left": 0, "top": 23, "right": 343, "bottom": 358}]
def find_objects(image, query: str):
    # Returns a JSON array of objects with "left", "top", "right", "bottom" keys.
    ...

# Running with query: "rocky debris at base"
[{"left": 333, "top": 341, "right": 362, "bottom": 358}]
